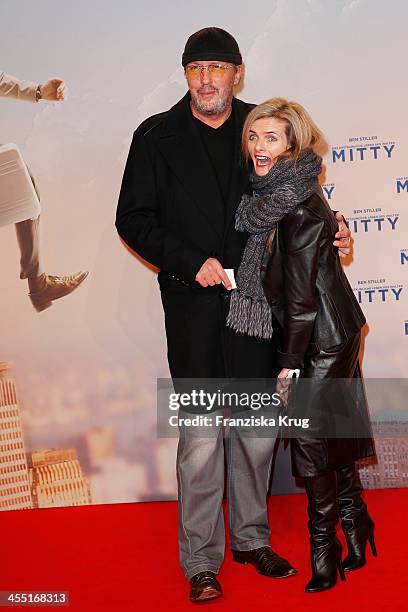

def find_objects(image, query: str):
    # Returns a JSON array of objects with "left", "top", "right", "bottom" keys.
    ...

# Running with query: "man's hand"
[
  {"left": 40, "top": 78, "right": 68, "bottom": 102},
  {"left": 195, "top": 258, "right": 232, "bottom": 289},
  {"left": 333, "top": 211, "right": 351, "bottom": 258}
]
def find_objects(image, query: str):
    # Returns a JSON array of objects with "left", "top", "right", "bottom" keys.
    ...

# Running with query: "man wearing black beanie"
[{"left": 116, "top": 26, "right": 351, "bottom": 602}]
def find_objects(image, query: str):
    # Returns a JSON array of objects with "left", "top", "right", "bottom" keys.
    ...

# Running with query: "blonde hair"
[{"left": 242, "top": 97, "right": 325, "bottom": 162}]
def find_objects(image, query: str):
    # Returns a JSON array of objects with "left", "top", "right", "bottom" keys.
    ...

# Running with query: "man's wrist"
[{"left": 35, "top": 84, "right": 42, "bottom": 102}]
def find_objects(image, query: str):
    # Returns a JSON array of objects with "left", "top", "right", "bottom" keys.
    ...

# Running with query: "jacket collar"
[
  {"left": 157, "top": 93, "right": 223, "bottom": 236},
  {"left": 223, "top": 98, "right": 251, "bottom": 238},
  {"left": 157, "top": 93, "right": 250, "bottom": 239}
]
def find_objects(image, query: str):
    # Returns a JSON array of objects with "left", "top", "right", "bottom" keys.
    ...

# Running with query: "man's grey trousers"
[
  {"left": 14, "top": 167, "right": 43, "bottom": 279},
  {"left": 15, "top": 216, "right": 43, "bottom": 279},
  {"left": 177, "top": 411, "right": 278, "bottom": 580}
]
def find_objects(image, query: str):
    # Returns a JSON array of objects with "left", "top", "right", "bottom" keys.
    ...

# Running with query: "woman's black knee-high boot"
[
  {"left": 304, "top": 471, "right": 345, "bottom": 593},
  {"left": 337, "top": 463, "right": 377, "bottom": 571}
]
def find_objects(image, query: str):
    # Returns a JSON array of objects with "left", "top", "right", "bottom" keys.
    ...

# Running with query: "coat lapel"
[
  {"left": 223, "top": 98, "right": 251, "bottom": 238},
  {"left": 157, "top": 93, "right": 224, "bottom": 238},
  {"left": 225, "top": 98, "right": 250, "bottom": 236}
]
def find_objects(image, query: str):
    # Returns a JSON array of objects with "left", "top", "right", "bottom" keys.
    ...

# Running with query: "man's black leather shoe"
[
  {"left": 189, "top": 571, "right": 222, "bottom": 602},
  {"left": 232, "top": 546, "right": 297, "bottom": 578}
]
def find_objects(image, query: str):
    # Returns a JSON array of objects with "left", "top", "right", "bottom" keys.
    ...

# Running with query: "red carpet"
[{"left": 1, "top": 489, "right": 406, "bottom": 611}]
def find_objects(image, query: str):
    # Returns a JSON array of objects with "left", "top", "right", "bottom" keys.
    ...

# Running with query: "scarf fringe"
[{"left": 226, "top": 290, "right": 273, "bottom": 340}]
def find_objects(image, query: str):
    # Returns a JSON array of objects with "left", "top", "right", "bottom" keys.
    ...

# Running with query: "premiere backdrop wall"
[{"left": 0, "top": 0, "right": 407, "bottom": 511}]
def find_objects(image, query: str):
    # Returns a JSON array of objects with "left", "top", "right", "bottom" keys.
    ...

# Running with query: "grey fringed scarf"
[{"left": 226, "top": 148, "right": 322, "bottom": 339}]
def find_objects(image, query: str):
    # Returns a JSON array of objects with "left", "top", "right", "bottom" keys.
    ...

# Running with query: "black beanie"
[{"left": 182, "top": 27, "right": 242, "bottom": 67}]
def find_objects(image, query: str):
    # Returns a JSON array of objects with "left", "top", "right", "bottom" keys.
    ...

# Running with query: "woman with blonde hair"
[{"left": 227, "top": 97, "right": 376, "bottom": 592}]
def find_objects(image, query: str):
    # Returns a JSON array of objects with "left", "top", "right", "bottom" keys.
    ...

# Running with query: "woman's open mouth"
[{"left": 255, "top": 155, "right": 271, "bottom": 167}]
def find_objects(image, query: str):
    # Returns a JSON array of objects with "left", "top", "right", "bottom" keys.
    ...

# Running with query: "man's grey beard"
[{"left": 191, "top": 86, "right": 234, "bottom": 116}]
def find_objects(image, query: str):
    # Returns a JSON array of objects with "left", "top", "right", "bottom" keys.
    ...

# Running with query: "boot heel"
[
  {"left": 368, "top": 533, "right": 377, "bottom": 557},
  {"left": 337, "top": 556, "right": 346, "bottom": 582}
]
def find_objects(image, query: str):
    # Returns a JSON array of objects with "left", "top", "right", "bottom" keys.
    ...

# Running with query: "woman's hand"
[{"left": 277, "top": 368, "right": 291, "bottom": 406}]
